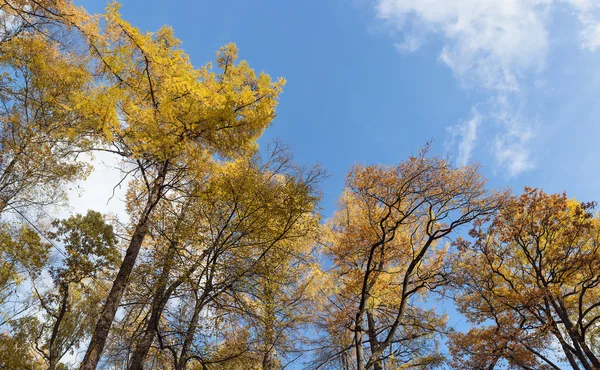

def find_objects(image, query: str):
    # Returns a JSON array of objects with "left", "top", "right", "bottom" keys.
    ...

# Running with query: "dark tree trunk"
[
  {"left": 80, "top": 162, "right": 168, "bottom": 370},
  {"left": 366, "top": 309, "right": 383, "bottom": 370},
  {"left": 128, "top": 239, "right": 177, "bottom": 370},
  {"left": 176, "top": 290, "right": 206, "bottom": 370},
  {"left": 48, "top": 284, "right": 69, "bottom": 370},
  {"left": 355, "top": 316, "right": 365, "bottom": 370}
]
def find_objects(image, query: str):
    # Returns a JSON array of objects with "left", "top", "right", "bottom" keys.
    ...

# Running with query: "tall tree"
[
  {"left": 4, "top": 211, "right": 118, "bottom": 370},
  {"left": 63, "top": 3, "right": 286, "bottom": 368},
  {"left": 117, "top": 146, "right": 321, "bottom": 370},
  {"left": 0, "top": 3, "right": 97, "bottom": 344},
  {"left": 449, "top": 188, "right": 600, "bottom": 370},
  {"left": 0, "top": 17, "right": 91, "bottom": 215},
  {"left": 0, "top": 222, "right": 49, "bottom": 319},
  {"left": 316, "top": 148, "right": 505, "bottom": 370}
]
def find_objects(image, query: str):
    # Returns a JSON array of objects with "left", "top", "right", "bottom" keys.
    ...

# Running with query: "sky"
[
  {"left": 58, "top": 1, "right": 600, "bottom": 367},
  {"left": 71, "top": 0, "right": 600, "bottom": 222}
]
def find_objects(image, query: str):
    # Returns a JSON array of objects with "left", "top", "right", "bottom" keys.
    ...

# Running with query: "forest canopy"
[{"left": 0, "top": 1, "right": 598, "bottom": 370}]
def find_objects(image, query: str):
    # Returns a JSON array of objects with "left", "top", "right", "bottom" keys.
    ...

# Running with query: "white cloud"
[
  {"left": 494, "top": 139, "right": 535, "bottom": 177},
  {"left": 66, "top": 152, "right": 128, "bottom": 221},
  {"left": 489, "top": 96, "right": 536, "bottom": 176},
  {"left": 395, "top": 33, "right": 425, "bottom": 52},
  {"left": 448, "top": 108, "right": 481, "bottom": 167},
  {"left": 374, "top": 0, "right": 600, "bottom": 175},
  {"left": 447, "top": 97, "right": 536, "bottom": 176},
  {"left": 579, "top": 12, "right": 600, "bottom": 50},
  {"left": 565, "top": 0, "right": 600, "bottom": 50},
  {"left": 375, "top": 0, "right": 600, "bottom": 88},
  {"left": 376, "top": 0, "right": 554, "bottom": 91}
]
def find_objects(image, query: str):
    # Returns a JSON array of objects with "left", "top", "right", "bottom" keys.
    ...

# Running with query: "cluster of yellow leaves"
[
  {"left": 0, "top": 28, "right": 92, "bottom": 211},
  {"left": 0, "top": 223, "right": 48, "bottom": 300},
  {"left": 72, "top": 2, "right": 284, "bottom": 168}
]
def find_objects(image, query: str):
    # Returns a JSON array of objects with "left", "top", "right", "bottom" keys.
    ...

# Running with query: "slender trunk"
[
  {"left": 576, "top": 334, "right": 600, "bottom": 369},
  {"left": 0, "top": 196, "right": 7, "bottom": 215},
  {"left": 557, "top": 334, "right": 582, "bottom": 370},
  {"left": 130, "top": 200, "right": 189, "bottom": 370},
  {"left": 262, "top": 349, "right": 275, "bottom": 370},
  {"left": 0, "top": 153, "right": 21, "bottom": 215},
  {"left": 524, "top": 344, "right": 562, "bottom": 370},
  {"left": 80, "top": 161, "right": 168, "bottom": 370},
  {"left": 48, "top": 284, "right": 69, "bottom": 370},
  {"left": 129, "top": 239, "right": 178, "bottom": 370},
  {"left": 547, "top": 298, "right": 594, "bottom": 370},
  {"left": 176, "top": 261, "right": 214, "bottom": 370},
  {"left": 176, "top": 290, "right": 207, "bottom": 370},
  {"left": 366, "top": 310, "right": 383, "bottom": 370},
  {"left": 132, "top": 250, "right": 207, "bottom": 369},
  {"left": 355, "top": 315, "right": 365, "bottom": 370},
  {"left": 368, "top": 238, "right": 436, "bottom": 367},
  {"left": 545, "top": 302, "right": 583, "bottom": 370},
  {"left": 340, "top": 349, "right": 349, "bottom": 370},
  {"left": 355, "top": 240, "right": 386, "bottom": 370},
  {"left": 559, "top": 315, "right": 593, "bottom": 369},
  {"left": 532, "top": 254, "right": 599, "bottom": 369},
  {"left": 262, "top": 279, "right": 277, "bottom": 370}
]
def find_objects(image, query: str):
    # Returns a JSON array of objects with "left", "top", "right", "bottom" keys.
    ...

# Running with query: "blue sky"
[{"left": 76, "top": 0, "right": 600, "bottom": 219}]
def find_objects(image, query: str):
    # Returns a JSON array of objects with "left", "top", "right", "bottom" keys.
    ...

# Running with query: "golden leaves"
[
  {"left": 71, "top": 4, "right": 285, "bottom": 165},
  {"left": 450, "top": 188, "right": 600, "bottom": 368}
]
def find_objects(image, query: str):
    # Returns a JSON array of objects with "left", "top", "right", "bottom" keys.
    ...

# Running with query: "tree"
[
  {"left": 114, "top": 146, "right": 321, "bottom": 370},
  {"left": 316, "top": 148, "right": 505, "bottom": 370},
  {"left": 449, "top": 188, "right": 600, "bottom": 370},
  {"left": 59, "top": 3, "right": 286, "bottom": 367},
  {"left": 0, "top": 222, "right": 49, "bottom": 322},
  {"left": 10, "top": 210, "right": 119, "bottom": 370},
  {"left": 0, "top": 16, "right": 91, "bottom": 215}
]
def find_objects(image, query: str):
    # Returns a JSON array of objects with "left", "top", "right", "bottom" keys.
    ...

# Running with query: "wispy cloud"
[
  {"left": 489, "top": 96, "right": 536, "bottom": 177},
  {"left": 580, "top": 12, "right": 600, "bottom": 50},
  {"left": 448, "top": 108, "right": 481, "bottom": 167},
  {"left": 374, "top": 0, "right": 600, "bottom": 175}
]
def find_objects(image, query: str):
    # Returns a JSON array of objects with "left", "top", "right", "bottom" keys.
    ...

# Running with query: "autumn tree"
[
  {"left": 1, "top": 211, "right": 119, "bottom": 370},
  {"left": 0, "top": 2, "right": 99, "bottom": 341},
  {"left": 0, "top": 10, "right": 91, "bottom": 215},
  {"left": 449, "top": 188, "right": 600, "bottom": 370},
  {"left": 315, "top": 148, "right": 505, "bottom": 370},
  {"left": 0, "top": 222, "right": 49, "bottom": 322},
  {"left": 106, "top": 145, "right": 322, "bottom": 370},
  {"left": 41, "top": 3, "right": 288, "bottom": 367}
]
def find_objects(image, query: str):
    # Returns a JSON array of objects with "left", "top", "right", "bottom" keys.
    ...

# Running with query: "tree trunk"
[
  {"left": 547, "top": 297, "right": 594, "bottom": 370},
  {"left": 355, "top": 315, "right": 365, "bottom": 370},
  {"left": 130, "top": 200, "right": 190, "bottom": 370},
  {"left": 262, "top": 279, "right": 277, "bottom": 370},
  {"left": 341, "top": 350, "right": 349, "bottom": 370},
  {"left": 80, "top": 161, "right": 168, "bottom": 370},
  {"left": 556, "top": 333, "right": 582, "bottom": 370},
  {"left": 132, "top": 246, "right": 207, "bottom": 369},
  {"left": 48, "top": 283, "right": 69, "bottom": 370},
  {"left": 576, "top": 334, "right": 600, "bottom": 369},
  {"left": 129, "top": 239, "right": 177, "bottom": 370},
  {"left": 176, "top": 290, "right": 206, "bottom": 370},
  {"left": 366, "top": 309, "right": 383, "bottom": 370}
]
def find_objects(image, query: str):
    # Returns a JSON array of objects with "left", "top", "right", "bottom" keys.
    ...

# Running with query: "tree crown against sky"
[{"left": 0, "top": 1, "right": 599, "bottom": 370}]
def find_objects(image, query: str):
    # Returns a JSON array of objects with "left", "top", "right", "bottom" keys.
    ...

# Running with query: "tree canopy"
[{"left": 0, "top": 1, "right": 598, "bottom": 370}]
